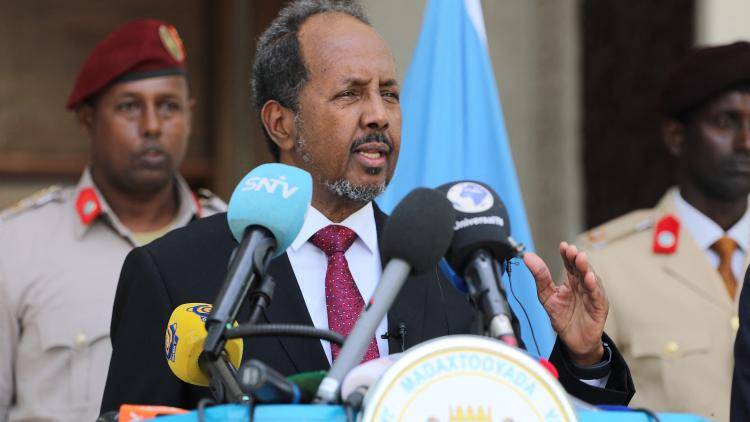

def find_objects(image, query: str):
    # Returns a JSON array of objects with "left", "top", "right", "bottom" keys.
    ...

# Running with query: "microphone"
[
  {"left": 340, "top": 354, "right": 401, "bottom": 404},
  {"left": 315, "top": 188, "right": 456, "bottom": 403},
  {"left": 96, "top": 405, "right": 188, "bottom": 422},
  {"left": 203, "top": 163, "right": 312, "bottom": 359},
  {"left": 287, "top": 370, "right": 327, "bottom": 397},
  {"left": 237, "top": 360, "right": 317, "bottom": 404},
  {"left": 436, "top": 180, "right": 523, "bottom": 346},
  {"left": 164, "top": 303, "right": 244, "bottom": 386}
]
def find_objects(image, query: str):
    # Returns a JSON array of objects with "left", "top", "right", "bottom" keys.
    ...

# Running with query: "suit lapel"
[
  {"left": 262, "top": 253, "right": 329, "bottom": 371},
  {"left": 374, "top": 203, "right": 429, "bottom": 352}
]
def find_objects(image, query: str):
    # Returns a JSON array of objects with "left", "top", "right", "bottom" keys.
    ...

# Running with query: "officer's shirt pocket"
[
  {"left": 37, "top": 311, "right": 111, "bottom": 410},
  {"left": 630, "top": 329, "right": 711, "bottom": 409}
]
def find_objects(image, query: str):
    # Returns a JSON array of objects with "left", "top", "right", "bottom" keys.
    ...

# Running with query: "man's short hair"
[{"left": 251, "top": 0, "right": 370, "bottom": 161}]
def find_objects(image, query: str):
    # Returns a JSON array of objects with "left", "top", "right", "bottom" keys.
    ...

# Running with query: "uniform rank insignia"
[
  {"left": 75, "top": 188, "right": 102, "bottom": 225},
  {"left": 653, "top": 214, "right": 680, "bottom": 254}
]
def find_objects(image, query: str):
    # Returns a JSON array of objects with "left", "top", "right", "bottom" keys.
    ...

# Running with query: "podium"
[
  {"left": 154, "top": 335, "right": 710, "bottom": 422},
  {"left": 155, "top": 404, "right": 709, "bottom": 421}
]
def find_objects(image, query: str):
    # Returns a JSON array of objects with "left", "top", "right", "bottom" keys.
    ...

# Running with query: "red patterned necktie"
[{"left": 310, "top": 224, "right": 380, "bottom": 362}]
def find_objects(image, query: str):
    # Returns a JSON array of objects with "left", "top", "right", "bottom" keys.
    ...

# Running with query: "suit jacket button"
[{"left": 732, "top": 316, "right": 740, "bottom": 331}]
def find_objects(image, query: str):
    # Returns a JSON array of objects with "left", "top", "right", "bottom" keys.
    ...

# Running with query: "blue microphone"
[
  {"left": 204, "top": 163, "right": 312, "bottom": 360},
  {"left": 227, "top": 163, "right": 312, "bottom": 256}
]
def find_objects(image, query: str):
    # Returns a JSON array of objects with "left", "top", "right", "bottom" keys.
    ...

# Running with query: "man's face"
[
  {"left": 681, "top": 89, "right": 750, "bottom": 201},
  {"left": 289, "top": 12, "right": 401, "bottom": 203},
  {"left": 81, "top": 75, "right": 192, "bottom": 193}
]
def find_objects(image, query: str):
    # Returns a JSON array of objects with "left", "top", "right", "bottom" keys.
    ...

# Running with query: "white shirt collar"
[
  {"left": 289, "top": 202, "right": 378, "bottom": 254},
  {"left": 674, "top": 190, "right": 750, "bottom": 252}
]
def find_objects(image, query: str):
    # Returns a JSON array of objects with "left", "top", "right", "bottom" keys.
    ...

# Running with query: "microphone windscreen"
[
  {"left": 165, "top": 303, "right": 243, "bottom": 386},
  {"left": 227, "top": 163, "right": 312, "bottom": 256},
  {"left": 436, "top": 180, "right": 514, "bottom": 272},
  {"left": 340, "top": 354, "right": 401, "bottom": 400},
  {"left": 382, "top": 188, "right": 456, "bottom": 273},
  {"left": 287, "top": 370, "right": 327, "bottom": 402}
]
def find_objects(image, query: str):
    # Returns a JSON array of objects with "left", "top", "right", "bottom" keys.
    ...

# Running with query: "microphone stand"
[
  {"left": 247, "top": 274, "right": 276, "bottom": 325},
  {"left": 199, "top": 352, "right": 249, "bottom": 404},
  {"left": 201, "top": 226, "right": 275, "bottom": 404},
  {"left": 463, "top": 250, "right": 518, "bottom": 346}
]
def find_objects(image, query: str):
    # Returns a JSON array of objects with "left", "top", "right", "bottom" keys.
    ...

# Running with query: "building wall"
[{"left": 696, "top": 0, "right": 750, "bottom": 44}]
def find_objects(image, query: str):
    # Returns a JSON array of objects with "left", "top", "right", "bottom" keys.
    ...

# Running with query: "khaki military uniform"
[
  {"left": 0, "top": 168, "right": 225, "bottom": 422},
  {"left": 577, "top": 188, "right": 742, "bottom": 421}
]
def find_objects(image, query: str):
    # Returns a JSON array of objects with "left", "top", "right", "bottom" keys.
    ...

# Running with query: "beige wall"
[
  {"left": 365, "top": 0, "right": 582, "bottom": 271},
  {"left": 696, "top": 0, "right": 750, "bottom": 45}
]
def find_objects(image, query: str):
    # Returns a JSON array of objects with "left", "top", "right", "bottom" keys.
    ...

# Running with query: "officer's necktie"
[
  {"left": 310, "top": 224, "right": 380, "bottom": 362},
  {"left": 711, "top": 236, "right": 738, "bottom": 299}
]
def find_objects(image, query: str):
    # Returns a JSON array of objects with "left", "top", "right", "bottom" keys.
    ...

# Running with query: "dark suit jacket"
[
  {"left": 732, "top": 269, "right": 750, "bottom": 421},
  {"left": 100, "top": 209, "right": 634, "bottom": 412}
]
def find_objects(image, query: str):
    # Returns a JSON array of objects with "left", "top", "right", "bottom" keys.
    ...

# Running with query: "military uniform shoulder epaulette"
[
  {"left": 578, "top": 209, "right": 654, "bottom": 250},
  {"left": 195, "top": 188, "right": 227, "bottom": 214},
  {"left": 0, "top": 186, "right": 66, "bottom": 221}
]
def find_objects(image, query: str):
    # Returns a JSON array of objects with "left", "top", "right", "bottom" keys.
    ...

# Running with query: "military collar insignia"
[
  {"left": 653, "top": 214, "right": 680, "bottom": 254},
  {"left": 75, "top": 187, "right": 103, "bottom": 226}
]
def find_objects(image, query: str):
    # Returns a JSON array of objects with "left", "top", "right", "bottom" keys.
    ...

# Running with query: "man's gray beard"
[
  {"left": 323, "top": 178, "right": 386, "bottom": 203},
  {"left": 293, "top": 112, "right": 386, "bottom": 203}
]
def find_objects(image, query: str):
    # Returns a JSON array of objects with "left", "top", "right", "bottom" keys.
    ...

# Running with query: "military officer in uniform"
[
  {"left": 0, "top": 19, "right": 224, "bottom": 422},
  {"left": 576, "top": 41, "right": 750, "bottom": 421}
]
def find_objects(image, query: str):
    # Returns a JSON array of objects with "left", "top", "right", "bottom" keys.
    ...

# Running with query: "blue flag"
[{"left": 378, "top": 0, "right": 555, "bottom": 357}]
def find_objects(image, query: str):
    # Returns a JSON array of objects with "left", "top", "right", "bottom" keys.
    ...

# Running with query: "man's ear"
[
  {"left": 76, "top": 105, "right": 95, "bottom": 134},
  {"left": 260, "top": 100, "right": 297, "bottom": 153},
  {"left": 661, "top": 118, "right": 686, "bottom": 157}
]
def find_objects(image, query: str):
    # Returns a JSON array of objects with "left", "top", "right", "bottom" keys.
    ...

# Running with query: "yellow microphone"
[{"left": 164, "top": 303, "right": 243, "bottom": 386}]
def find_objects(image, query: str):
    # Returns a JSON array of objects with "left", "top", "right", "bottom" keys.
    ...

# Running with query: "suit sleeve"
[
  {"left": 549, "top": 332, "right": 634, "bottom": 405},
  {"left": 731, "top": 273, "right": 750, "bottom": 421},
  {"left": 100, "top": 246, "right": 187, "bottom": 413}
]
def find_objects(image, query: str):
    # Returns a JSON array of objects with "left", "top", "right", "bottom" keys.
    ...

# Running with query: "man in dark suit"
[{"left": 101, "top": 0, "right": 634, "bottom": 412}]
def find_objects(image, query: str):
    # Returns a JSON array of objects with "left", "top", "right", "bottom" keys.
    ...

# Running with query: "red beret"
[
  {"left": 659, "top": 41, "right": 750, "bottom": 118},
  {"left": 66, "top": 18, "right": 188, "bottom": 110}
]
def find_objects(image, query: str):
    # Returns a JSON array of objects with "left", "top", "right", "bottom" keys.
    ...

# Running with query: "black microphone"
[
  {"left": 238, "top": 360, "right": 312, "bottom": 404},
  {"left": 436, "top": 180, "right": 524, "bottom": 346},
  {"left": 316, "top": 188, "right": 456, "bottom": 402}
]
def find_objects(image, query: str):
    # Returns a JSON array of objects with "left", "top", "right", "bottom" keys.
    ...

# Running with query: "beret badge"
[{"left": 159, "top": 24, "right": 186, "bottom": 63}]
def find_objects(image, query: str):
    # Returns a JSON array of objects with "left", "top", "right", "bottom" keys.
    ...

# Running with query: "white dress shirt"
[
  {"left": 286, "top": 202, "right": 389, "bottom": 363},
  {"left": 674, "top": 191, "right": 750, "bottom": 282}
]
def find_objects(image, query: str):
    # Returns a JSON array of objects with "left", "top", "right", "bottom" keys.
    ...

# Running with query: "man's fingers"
[
  {"left": 559, "top": 242, "right": 576, "bottom": 275},
  {"left": 574, "top": 250, "right": 590, "bottom": 274},
  {"left": 582, "top": 271, "right": 608, "bottom": 313},
  {"left": 523, "top": 252, "right": 555, "bottom": 301}
]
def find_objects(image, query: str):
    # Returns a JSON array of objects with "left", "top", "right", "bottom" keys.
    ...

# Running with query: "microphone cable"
[
  {"left": 505, "top": 257, "right": 542, "bottom": 357},
  {"left": 225, "top": 324, "right": 345, "bottom": 345},
  {"left": 196, "top": 398, "right": 215, "bottom": 422}
]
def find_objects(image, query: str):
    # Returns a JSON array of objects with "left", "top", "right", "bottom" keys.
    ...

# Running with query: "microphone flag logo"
[
  {"left": 186, "top": 304, "right": 212, "bottom": 322},
  {"left": 446, "top": 182, "right": 494, "bottom": 214}
]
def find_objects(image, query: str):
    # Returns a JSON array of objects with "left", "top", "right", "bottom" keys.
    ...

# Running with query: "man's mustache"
[{"left": 350, "top": 132, "right": 393, "bottom": 153}]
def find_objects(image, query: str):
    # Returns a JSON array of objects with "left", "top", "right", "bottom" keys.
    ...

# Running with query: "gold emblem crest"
[
  {"left": 449, "top": 405, "right": 493, "bottom": 422},
  {"left": 159, "top": 24, "right": 186, "bottom": 62}
]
